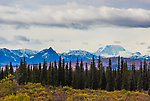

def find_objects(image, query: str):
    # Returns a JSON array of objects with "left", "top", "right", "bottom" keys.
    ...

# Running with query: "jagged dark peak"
[
  {"left": 48, "top": 47, "right": 54, "bottom": 51},
  {"left": 49, "top": 47, "right": 53, "bottom": 50}
]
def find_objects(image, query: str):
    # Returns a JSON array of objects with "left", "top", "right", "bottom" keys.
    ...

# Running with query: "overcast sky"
[{"left": 0, "top": 0, "right": 150, "bottom": 54}]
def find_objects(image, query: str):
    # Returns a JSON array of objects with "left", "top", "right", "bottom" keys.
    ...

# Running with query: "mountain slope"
[
  {"left": 12, "top": 49, "right": 38, "bottom": 58},
  {"left": 94, "top": 45, "right": 134, "bottom": 57},
  {"left": 30, "top": 47, "right": 59, "bottom": 63},
  {"left": 101, "top": 45, "right": 126, "bottom": 55},
  {"left": 94, "top": 47, "right": 103, "bottom": 56},
  {"left": 60, "top": 49, "right": 98, "bottom": 61},
  {"left": 0, "top": 45, "right": 148, "bottom": 65},
  {"left": 0, "top": 48, "right": 21, "bottom": 64}
]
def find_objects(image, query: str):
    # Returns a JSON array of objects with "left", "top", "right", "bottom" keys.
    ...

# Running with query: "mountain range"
[{"left": 0, "top": 45, "right": 149, "bottom": 65}]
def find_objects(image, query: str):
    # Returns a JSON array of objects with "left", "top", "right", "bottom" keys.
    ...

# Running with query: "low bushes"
[{"left": 4, "top": 93, "right": 30, "bottom": 101}]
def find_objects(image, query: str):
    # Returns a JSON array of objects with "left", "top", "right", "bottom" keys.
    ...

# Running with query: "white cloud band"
[{"left": 0, "top": 3, "right": 150, "bottom": 29}]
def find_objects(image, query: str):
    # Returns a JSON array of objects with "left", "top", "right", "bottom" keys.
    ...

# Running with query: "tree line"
[{"left": 0, "top": 56, "right": 150, "bottom": 91}]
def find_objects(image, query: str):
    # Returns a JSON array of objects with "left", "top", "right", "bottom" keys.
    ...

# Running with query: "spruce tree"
[
  {"left": 23, "top": 57, "right": 28, "bottom": 83},
  {"left": 47, "top": 62, "right": 52, "bottom": 85},
  {"left": 51, "top": 62, "right": 55, "bottom": 86},
  {"left": 17, "top": 58, "right": 28, "bottom": 84},
  {"left": 54, "top": 60, "right": 58, "bottom": 86},
  {"left": 122, "top": 60, "right": 129, "bottom": 90},
  {"left": 143, "top": 59, "right": 149, "bottom": 90},
  {"left": 79, "top": 59, "right": 84, "bottom": 89},
  {"left": 115, "top": 56, "right": 122, "bottom": 90},
  {"left": 2, "top": 67, "right": 4, "bottom": 80},
  {"left": 112, "top": 68, "right": 116, "bottom": 89},
  {"left": 72, "top": 58, "right": 79, "bottom": 89},
  {"left": 41, "top": 59, "right": 47, "bottom": 85},
  {"left": 32, "top": 65, "right": 40, "bottom": 83},
  {"left": 113, "top": 68, "right": 116, "bottom": 82},
  {"left": 137, "top": 61, "right": 143, "bottom": 91},
  {"left": 132, "top": 63, "right": 137, "bottom": 90},
  {"left": 58, "top": 56, "right": 62, "bottom": 86},
  {"left": 106, "top": 58, "right": 114, "bottom": 91},
  {"left": 68, "top": 61, "right": 72, "bottom": 87},
  {"left": 5, "top": 65, "right": 9, "bottom": 77},
  {"left": 9, "top": 62, "right": 13, "bottom": 75},
  {"left": 98, "top": 56, "right": 101, "bottom": 70},
  {"left": 0, "top": 67, "right": 4, "bottom": 80},
  {"left": 129, "top": 64, "right": 136, "bottom": 91},
  {"left": 148, "top": 62, "right": 150, "bottom": 89},
  {"left": 62, "top": 58, "right": 65, "bottom": 86},
  {"left": 0, "top": 67, "right": 1, "bottom": 80},
  {"left": 89, "top": 62, "right": 93, "bottom": 89},
  {"left": 91, "top": 56, "right": 99, "bottom": 90},
  {"left": 100, "top": 66, "right": 106, "bottom": 90},
  {"left": 85, "top": 63, "right": 89, "bottom": 88},
  {"left": 27, "top": 65, "right": 31, "bottom": 82},
  {"left": 121, "top": 57, "right": 124, "bottom": 74},
  {"left": 98, "top": 56, "right": 101, "bottom": 88},
  {"left": 39, "top": 63, "right": 42, "bottom": 83},
  {"left": 65, "top": 62, "right": 69, "bottom": 86}
]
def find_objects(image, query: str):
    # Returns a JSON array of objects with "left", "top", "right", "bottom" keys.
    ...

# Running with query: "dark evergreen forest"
[{"left": 0, "top": 56, "right": 150, "bottom": 91}]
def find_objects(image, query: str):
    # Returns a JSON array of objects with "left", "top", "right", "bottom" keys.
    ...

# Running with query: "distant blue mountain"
[
  {"left": 94, "top": 45, "right": 143, "bottom": 58},
  {"left": 0, "top": 45, "right": 149, "bottom": 65},
  {"left": 60, "top": 49, "right": 98, "bottom": 61},
  {"left": 101, "top": 45, "right": 126, "bottom": 55},
  {"left": 0, "top": 47, "right": 59, "bottom": 65},
  {"left": 12, "top": 49, "right": 38, "bottom": 58},
  {"left": 94, "top": 45, "right": 126, "bottom": 56},
  {"left": 0, "top": 48, "right": 21, "bottom": 64},
  {"left": 30, "top": 47, "right": 59, "bottom": 64}
]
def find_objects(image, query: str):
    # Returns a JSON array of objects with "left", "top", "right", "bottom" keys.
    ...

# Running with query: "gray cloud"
[
  {"left": 60, "top": 40, "right": 71, "bottom": 43},
  {"left": 44, "top": 39, "right": 55, "bottom": 43},
  {"left": 1, "top": 0, "right": 150, "bottom": 9},
  {"left": 14, "top": 35, "right": 30, "bottom": 42},
  {"left": 114, "top": 41, "right": 121, "bottom": 44},
  {"left": 99, "top": 44, "right": 102, "bottom": 46},
  {"left": 0, "top": 3, "right": 150, "bottom": 29},
  {"left": 31, "top": 39, "right": 42, "bottom": 44},
  {"left": 147, "top": 46, "right": 150, "bottom": 49},
  {"left": 82, "top": 42, "right": 88, "bottom": 45},
  {"left": 49, "top": 39, "right": 55, "bottom": 42},
  {"left": 0, "top": 37, "right": 9, "bottom": 44},
  {"left": 139, "top": 42, "right": 146, "bottom": 45}
]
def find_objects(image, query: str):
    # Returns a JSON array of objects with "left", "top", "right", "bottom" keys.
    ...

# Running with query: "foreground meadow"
[{"left": 0, "top": 75, "right": 150, "bottom": 101}]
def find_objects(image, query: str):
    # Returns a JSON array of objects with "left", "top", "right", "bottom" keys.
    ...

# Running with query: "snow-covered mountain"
[
  {"left": 0, "top": 47, "right": 59, "bottom": 64},
  {"left": 100, "top": 45, "right": 126, "bottom": 56},
  {"left": 0, "top": 45, "right": 150, "bottom": 65},
  {"left": 0, "top": 48, "right": 21, "bottom": 64},
  {"left": 12, "top": 49, "right": 38, "bottom": 58},
  {"left": 30, "top": 47, "right": 59, "bottom": 63},
  {"left": 60, "top": 49, "right": 98, "bottom": 61},
  {"left": 94, "top": 45, "right": 141, "bottom": 58},
  {"left": 94, "top": 47, "right": 103, "bottom": 56}
]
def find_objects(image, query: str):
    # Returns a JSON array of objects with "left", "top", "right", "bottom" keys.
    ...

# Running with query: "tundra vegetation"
[{"left": 0, "top": 56, "right": 150, "bottom": 101}]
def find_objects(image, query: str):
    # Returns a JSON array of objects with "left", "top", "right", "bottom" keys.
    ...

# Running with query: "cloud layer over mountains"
[{"left": 0, "top": 3, "right": 150, "bottom": 29}]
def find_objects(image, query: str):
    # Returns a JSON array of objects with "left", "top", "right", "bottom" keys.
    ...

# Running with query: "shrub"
[
  {"left": 0, "top": 74, "right": 19, "bottom": 97},
  {"left": 62, "top": 86, "right": 72, "bottom": 91},
  {"left": 120, "top": 89, "right": 127, "bottom": 94},
  {"left": 148, "top": 88, "right": 150, "bottom": 96},
  {"left": 4, "top": 93, "right": 30, "bottom": 101},
  {"left": 125, "top": 91, "right": 131, "bottom": 97}
]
